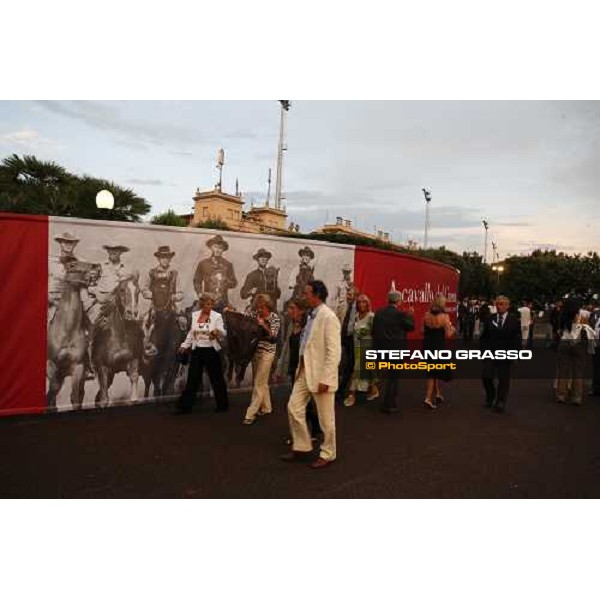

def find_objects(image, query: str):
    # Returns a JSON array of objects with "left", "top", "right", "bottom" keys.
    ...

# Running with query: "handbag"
[{"left": 176, "top": 349, "right": 190, "bottom": 365}]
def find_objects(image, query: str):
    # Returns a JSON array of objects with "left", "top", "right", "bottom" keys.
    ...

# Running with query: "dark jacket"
[
  {"left": 479, "top": 312, "right": 522, "bottom": 352},
  {"left": 372, "top": 305, "right": 415, "bottom": 350}
]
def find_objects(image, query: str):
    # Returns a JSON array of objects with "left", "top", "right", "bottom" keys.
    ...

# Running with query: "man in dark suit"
[
  {"left": 480, "top": 295, "right": 522, "bottom": 413},
  {"left": 589, "top": 305, "right": 600, "bottom": 396},
  {"left": 372, "top": 290, "right": 415, "bottom": 414}
]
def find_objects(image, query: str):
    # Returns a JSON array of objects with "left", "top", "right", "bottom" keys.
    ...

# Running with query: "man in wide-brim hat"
[
  {"left": 206, "top": 234, "right": 229, "bottom": 251},
  {"left": 153, "top": 245, "right": 176, "bottom": 259},
  {"left": 241, "top": 248, "right": 281, "bottom": 313},
  {"left": 141, "top": 245, "right": 183, "bottom": 394},
  {"left": 49, "top": 232, "right": 83, "bottom": 309},
  {"left": 298, "top": 246, "right": 315, "bottom": 259},
  {"left": 90, "top": 242, "right": 133, "bottom": 308},
  {"left": 142, "top": 245, "right": 182, "bottom": 312},
  {"left": 193, "top": 234, "right": 237, "bottom": 312},
  {"left": 286, "top": 245, "right": 316, "bottom": 303}
]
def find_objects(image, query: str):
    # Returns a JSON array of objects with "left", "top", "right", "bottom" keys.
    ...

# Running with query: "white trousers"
[
  {"left": 521, "top": 325, "right": 530, "bottom": 345},
  {"left": 287, "top": 368, "right": 336, "bottom": 461},
  {"left": 245, "top": 350, "right": 275, "bottom": 420}
]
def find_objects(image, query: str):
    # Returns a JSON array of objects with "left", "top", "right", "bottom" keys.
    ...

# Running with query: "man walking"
[
  {"left": 590, "top": 305, "right": 600, "bottom": 396},
  {"left": 282, "top": 280, "right": 341, "bottom": 469},
  {"left": 372, "top": 290, "right": 415, "bottom": 414},
  {"left": 480, "top": 295, "right": 522, "bottom": 413},
  {"left": 335, "top": 285, "right": 358, "bottom": 405},
  {"left": 518, "top": 301, "right": 532, "bottom": 348}
]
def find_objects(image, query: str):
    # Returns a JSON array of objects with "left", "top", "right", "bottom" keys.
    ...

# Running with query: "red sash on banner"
[{"left": 0, "top": 213, "right": 48, "bottom": 416}]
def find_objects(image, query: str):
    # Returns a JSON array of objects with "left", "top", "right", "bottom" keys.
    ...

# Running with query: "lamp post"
[
  {"left": 422, "top": 188, "right": 432, "bottom": 249},
  {"left": 492, "top": 264, "right": 504, "bottom": 292},
  {"left": 274, "top": 100, "right": 290, "bottom": 211},
  {"left": 96, "top": 189, "right": 114, "bottom": 220},
  {"left": 482, "top": 219, "right": 489, "bottom": 263}
]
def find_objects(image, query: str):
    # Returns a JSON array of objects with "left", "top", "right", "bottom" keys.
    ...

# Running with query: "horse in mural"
[
  {"left": 47, "top": 259, "right": 101, "bottom": 410},
  {"left": 222, "top": 310, "right": 263, "bottom": 388},
  {"left": 91, "top": 274, "right": 144, "bottom": 408},
  {"left": 140, "top": 308, "right": 187, "bottom": 398}
]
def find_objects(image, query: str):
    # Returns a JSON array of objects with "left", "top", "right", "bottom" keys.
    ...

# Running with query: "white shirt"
[
  {"left": 181, "top": 310, "right": 226, "bottom": 351},
  {"left": 518, "top": 306, "right": 531, "bottom": 327}
]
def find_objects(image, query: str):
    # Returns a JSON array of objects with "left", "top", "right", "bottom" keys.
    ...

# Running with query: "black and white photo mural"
[{"left": 46, "top": 217, "right": 354, "bottom": 412}]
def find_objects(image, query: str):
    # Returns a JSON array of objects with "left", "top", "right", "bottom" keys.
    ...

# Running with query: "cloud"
[
  {"left": 35, "top": 101, "right": 204, "bottom": 148},
  {"left": 0, "top": 128, "right": 63, "bottom": 150},
  {"left": 127, "top": 178, "right": 165, "bottom": 186},
  {"left": 224, "top": 129, "right": 257, "bottom": 140}
]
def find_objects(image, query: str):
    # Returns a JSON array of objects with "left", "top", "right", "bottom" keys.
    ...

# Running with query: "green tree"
[
  {"left": 151, "top": 209, "right": 188, "bottom": 227},
  {"left": 0, "top": 154, "right": 151, "bottom": 221},
  {"left": 195, "top": 217, "right": 230, "bottom": 231}
]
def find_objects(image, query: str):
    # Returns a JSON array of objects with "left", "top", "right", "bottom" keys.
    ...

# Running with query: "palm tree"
[{"left": 0, "top": 154, "right": 151, "bottom": 221}]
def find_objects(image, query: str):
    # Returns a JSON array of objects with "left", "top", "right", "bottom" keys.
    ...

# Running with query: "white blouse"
[{"left": 181, "top": 310, "right": 226, "bottom": 351}]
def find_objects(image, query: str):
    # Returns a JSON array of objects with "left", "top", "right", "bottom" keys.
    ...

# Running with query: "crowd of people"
[{"left": 172, "top": 279, "right": 600, "bottom": 470}]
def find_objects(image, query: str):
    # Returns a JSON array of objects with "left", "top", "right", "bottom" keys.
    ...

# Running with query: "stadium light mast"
[
  {"left": 422, "top": 188, "right": 432, "bottom": 249},
  {"left": 482, "top": 219, "right": 489, "bottom": 263},
  {"left": 274, "top": 100, "right": 290, "bottom": 211}
]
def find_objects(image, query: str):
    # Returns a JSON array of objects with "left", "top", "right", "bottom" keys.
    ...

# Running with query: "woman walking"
[
  {"left": 175, "top": 292, "right": 228, "bottom": 414},
  {"left": 243, "top": 294, "right": 281, "bottom": 424},
  {"left": 344, "top": 294, "right": 379, "bottom": 407},
  {"left": 556, "top": 299, "right": 596, "bottom": 405},
  {"left": 422, "top": 295, "right": 455, "bottom": 410}
]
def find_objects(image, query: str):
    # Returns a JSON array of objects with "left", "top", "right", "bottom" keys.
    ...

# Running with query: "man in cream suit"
[{"left": 282, "top": 280, "right": 342, "bottom": 469}]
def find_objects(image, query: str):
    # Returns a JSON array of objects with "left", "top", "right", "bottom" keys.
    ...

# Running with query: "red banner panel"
[
  {"left": 0, "top": 213, "right": 48, "bottom": 416},
  {"left": 354, "top": 246, "right": 459, "bottom": 338}
]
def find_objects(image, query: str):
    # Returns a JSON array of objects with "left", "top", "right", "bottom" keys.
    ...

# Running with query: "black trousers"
[
  {"left": 592, "top": 350, "right": 600, "bottom": 394},
  {"left": 464, "top": 318, "right": 476, "bottom": 342},
  {"left": 336, "top": 335, "right": 355, "bottom": 400},
  {"left": 482, "top": 359, "right": 512, "bottom": 407},
  {"left": 179, "top": 347, "right": 229, "bottom": 411},
  {"left": 381, "top": 376, "right": 400, "bottom": 411}
]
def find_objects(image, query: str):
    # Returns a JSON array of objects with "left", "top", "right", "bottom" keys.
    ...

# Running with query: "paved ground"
[{"left": 2, "top": 375, "right": 600, "bottom": 498}]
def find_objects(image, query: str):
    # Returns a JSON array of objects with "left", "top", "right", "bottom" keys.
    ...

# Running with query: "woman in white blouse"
[{"left": 174, "top": 293, "right": 229, "bottom": 414}]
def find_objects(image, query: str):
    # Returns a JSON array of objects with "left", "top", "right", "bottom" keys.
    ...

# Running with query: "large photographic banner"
[
  {"left": 354, "top": 246, "right": 459, "bottom": 338},
  {"left": 46, "top": 217, "right": 354, "bottom": 412},
  {"left": 0, "top": 213, "right": 459, "bottom": 416}
]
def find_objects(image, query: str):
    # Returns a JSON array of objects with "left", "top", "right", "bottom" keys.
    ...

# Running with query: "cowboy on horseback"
[
  {"left": 141, "top": 245, "right": 184, "bottom": 396},
  {"left": 88, "top": 244, "right": 135, "bottom": 322},
  {"left": 48, "top": 232, "right": 94, "bottom": 319},
  {"left": 48, "top": 232, "right": 98, "bottom": 379}
]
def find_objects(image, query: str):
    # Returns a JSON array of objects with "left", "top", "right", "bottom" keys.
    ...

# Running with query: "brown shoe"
[
  {"left": 280, "top": 451, "right": 313, "bottom": 463},
  {"left": 309, "top": 457, "right": 333, "bottom": 469}
]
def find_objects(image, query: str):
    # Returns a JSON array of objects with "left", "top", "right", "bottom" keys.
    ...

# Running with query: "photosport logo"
[{"left": 358, "top": 347, "right": 566, "bottom": 380}]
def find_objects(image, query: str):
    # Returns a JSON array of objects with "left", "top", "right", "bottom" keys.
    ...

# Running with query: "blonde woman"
[
  {"left": 175, "top": 292, "right": 228, "bottom": 414},
  {"left": 344, "top": 294, "right": 379, "bottom": 407},
  {"left": 422, "top": 295, "right": 455, "bottom": 410},
  {"left": 243, "top": 294, "right": 281, "bottom": 424}
]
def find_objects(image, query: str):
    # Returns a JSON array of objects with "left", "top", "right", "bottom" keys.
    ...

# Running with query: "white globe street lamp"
[{"left": 96, "top": 189, "right": 114, "bottom": 210}]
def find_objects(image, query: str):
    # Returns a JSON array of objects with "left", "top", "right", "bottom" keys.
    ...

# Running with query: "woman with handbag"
[
  {"left": 422, "top": 295, "right": 456, "bottom": 410},
  {"left": 243, "top": 294, "right": 281, "bottom": 425},
  {"left": 343, "top": 294, "right": 379, "bottom": 407},
  {"left": 555, "top": 299, "right": 596, "bottom": 405},
  {"left": 174, "top": 292, "right": 228, "bottom": 414}
]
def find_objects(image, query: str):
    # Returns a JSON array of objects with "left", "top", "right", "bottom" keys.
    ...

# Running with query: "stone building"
[{"left": 182, "top": 186, "right": 288, "bottom": 234}]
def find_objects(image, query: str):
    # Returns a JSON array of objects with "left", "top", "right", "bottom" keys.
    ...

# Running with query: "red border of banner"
[
  {"left": 354, "top": 245, "right": 460, "bottom": 338},
  {"left": 0, "top": 213, "right": 48, "bottom": 416}
]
